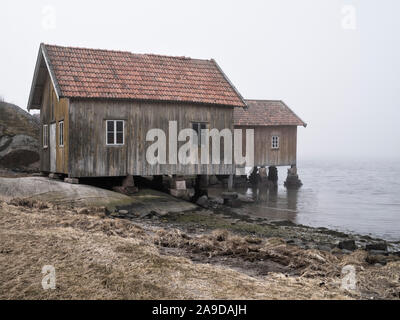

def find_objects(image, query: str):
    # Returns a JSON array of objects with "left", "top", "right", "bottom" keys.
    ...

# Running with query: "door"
[{"left": 50, "top": 123, "right": 56, "bottom": 172}]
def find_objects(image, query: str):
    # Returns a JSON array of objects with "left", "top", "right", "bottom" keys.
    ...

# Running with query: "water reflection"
[
  {"left": 245, "top": 186, "right": 299, "bottom": 222},
  {"left": 209, "top": 185, "right": 299, "bottom": 222},
  {"left": 208, "top": 159, "right": 400, "bottom": 241}
]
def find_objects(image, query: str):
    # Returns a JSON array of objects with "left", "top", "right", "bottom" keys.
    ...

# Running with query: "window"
[
  {"left": 271, "top": 135, "right": 279, "bottom": 149},
  {"left": 192, "top": 122, "right": 207, "bottom": 146},
  {"left": 59, "top": 121, "right": 64, "bottom": 147},
  {"left": 43, "top": 125, "right": 48, "bottom": 148},
  {"left": 106, "top": 120, "right": 124, "bottom": 145}
]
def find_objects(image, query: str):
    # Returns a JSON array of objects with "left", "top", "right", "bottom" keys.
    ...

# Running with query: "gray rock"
[
  {"left": 208, "top": 197, "right": 224, "bottom": 205},
  {"left": 118, "top": 210, "right": 129, "bottom": 214},
  {"left": 237, "top": 193, "right": 254, "bottom": 203},
  {"left": 221, "top": 192, "right": 238, "bottom": 200},
  {"left": 150, "top": 209, "right": 168, "bottom": 216},
  {"left": 0, "top": 102, "right": 40, "bottom": 171},
  {"left": 139, "top": 211, "right": 153, "bottom": 219},
  {"left": 318, "top": 245, "right": 333, "bottom": 252},
  {"left": 366, "top": 242, "right": 387, "bottom": 251},
  {"left": 338, "top": 239, "right": 357, "bottom": 251},
  {"left": 366, "top": 254, "right": 388, "bottom": 265},
  {"left": 367, "top": 250, "right": 388, "bottom": 256},
  {"left": 341, "top": 249, "right": 353, "bottom": 254},
  {"left": 196, "top": 195, "right": 209, "bottom": 208}
]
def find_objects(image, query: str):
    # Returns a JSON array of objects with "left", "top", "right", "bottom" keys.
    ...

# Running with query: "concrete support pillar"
[
  {"left": 199, "top": 175, "right": 209, "bottom": 188},
  {"left": 170, "top": 175, "right": 188, "bottom": 198},
  {"left": 249, "top": 166, "right": 259, "bottom": 185},
  {"left": 152, "top": 175, "right": 164, "bottom": 190},
  {"left": 122, "top": 174, "right": 135, "bottom": 187},
  {"left": 171, "top": 175, "right": 186, "bottom": 190},
  {"left": 284, "top": 165, "right": 303, "bottom": 189},
  {"left": 227, "top": 174, "right": 234, "bottom": 191},
  {"left": 113, "top": 174, "right": 138, "bottom": 195},
  {"left": 192, "top": 175, "right": 208, "bottom": 201},
  {"left": 268, "top": 166, "right": 278, "bottom": 187}
]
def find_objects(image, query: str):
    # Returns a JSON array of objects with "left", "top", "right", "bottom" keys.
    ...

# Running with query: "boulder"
[
  {"left": 366, "top": 242, "right": 387, "bottom": 251},
  {"left": 221, "top": 192, "right": 238, "bottom": 200},
  {"left": 196, "top": 195, "right": 209, "bottom": 208},
  {"left": 338, "top": 240, "right": 357, "bottom": 251},
  {"left": 237, "top": 193, "right": 254, "bottom": 203},
  {"left": 0, "top": 102, "right": 40, "bottom": 172}
]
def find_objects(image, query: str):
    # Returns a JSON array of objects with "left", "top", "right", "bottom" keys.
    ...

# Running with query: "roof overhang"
[
  {"left": 211, "top": 59, "right": 248, "bottom": 109},
  {"left": 27, "top": 43, "right": 61, "bottom": 111},
  {"left": 280, "top": 101, "right": 307, "bottom": 127}
]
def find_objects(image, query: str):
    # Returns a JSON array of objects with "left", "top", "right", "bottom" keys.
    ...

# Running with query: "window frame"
[
  {"left": 271, "top": 135, "right": 280, "bottom": 149},
  {"left": 59, "top": 120, "right": 64, "bottom": 147},
  {"left": 43, "top": 124, "right": 48, "bottom": 149},
  {"left": 191, "top": 122, "right": 208, "bottom": 146},
  {"left": 106, "top": 120, "right": 125, "bottom": 146}
]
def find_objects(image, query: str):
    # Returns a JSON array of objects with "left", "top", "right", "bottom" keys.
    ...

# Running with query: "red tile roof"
[
  {"left": 43, "top": 44, "right": 245, "bottom": 107},
  {"left": 234, "top": 100, "right": 306, "bottom": 127}
]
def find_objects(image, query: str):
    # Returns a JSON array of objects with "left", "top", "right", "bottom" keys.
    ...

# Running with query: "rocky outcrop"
[
  {"left": 0, "top": 102, "right": 40, "bottom": 172},
  {"left": 0, "top": 176, "right": 135, "bottom": 210}
]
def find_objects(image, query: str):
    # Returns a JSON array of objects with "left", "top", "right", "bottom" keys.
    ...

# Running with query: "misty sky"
[{"left": 1, "top": 0, "right": 399, "bottom": 160}]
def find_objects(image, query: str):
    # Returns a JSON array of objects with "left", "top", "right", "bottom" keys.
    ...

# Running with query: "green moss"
[{"left": 165, "top": 212, "right": 285, "bottom": 238}]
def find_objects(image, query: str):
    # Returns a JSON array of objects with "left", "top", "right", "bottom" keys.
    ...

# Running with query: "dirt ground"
[{"left": 1, "top": 199, "right": 399, "bottom": 300}]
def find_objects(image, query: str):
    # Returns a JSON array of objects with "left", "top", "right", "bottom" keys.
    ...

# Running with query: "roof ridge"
[
  {"left": 43, "top": 43, "right": 211, "bottom": 62},
  {"left": 245, "top": 99, "right": 283, "bottom": 102},
  {"left": 234, "top": 99, "right": 307, "bottom": 127}
]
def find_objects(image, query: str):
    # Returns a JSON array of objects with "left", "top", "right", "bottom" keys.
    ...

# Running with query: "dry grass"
[
  {"left": 0, "top": 200, "right": 399, "bottom": 300},
  {"left": 154, "top": 229, "right": 344, "bottom": 277}
]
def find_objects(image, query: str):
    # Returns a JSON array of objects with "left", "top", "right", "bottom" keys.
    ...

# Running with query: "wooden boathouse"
[
  {"left": 233, "top": 99, "right": 307, "bottom": 187},
  {"left": 27, "top": 44, "right": 246, "bottom": 181},
  {"left": 27, "top": 43, "right": 306, "bottom": 191}
]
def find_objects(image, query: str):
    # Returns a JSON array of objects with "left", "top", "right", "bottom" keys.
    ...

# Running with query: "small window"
[
  {"left": 192, "top": 122, "right": 207, "bottom": 146},
  {"left": 106, "top": 120, "right": 124, "bottom": 145},
  {"left": 59, "top": 121, "right": 64, "bottom": 147},
  {"left": 271, "top": 135, "right": 279, "bottom": 149},
  {"left": 43, "top": 125, "right": 48, "bottom": 148}
]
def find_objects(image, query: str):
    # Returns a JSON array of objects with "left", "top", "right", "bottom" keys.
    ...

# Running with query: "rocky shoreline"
[
  {"left": 113, "top": 193, "right": 400, "bottom": 252},
  {"left": 109, "top": 195, "right": 400, "bottom": 282},
  {"left": 1, "top": 177, "right": 399, "bottom": 299}
]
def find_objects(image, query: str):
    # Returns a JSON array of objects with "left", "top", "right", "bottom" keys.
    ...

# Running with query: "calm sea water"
[{"left": 222, "top": 159, "right": 400, "bottom": 241}]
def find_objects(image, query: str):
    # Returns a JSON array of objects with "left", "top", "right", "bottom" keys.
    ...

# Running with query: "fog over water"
[{"left": 239, "top": 159, "right": 400, "bottom": 241}]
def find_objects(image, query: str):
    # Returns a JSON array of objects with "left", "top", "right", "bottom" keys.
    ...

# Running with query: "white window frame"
[
  {"left": 43, "top": 124, "right": 48, "bottom": 149},
  {"left": 106, "top": 120, "right": 124, "bottom": 146},
  {"left": 271, "top": 135, "right": 279, "bottom": 149},
  {"left": 59, "top": 121, "right": 64, "bottom": 147}
]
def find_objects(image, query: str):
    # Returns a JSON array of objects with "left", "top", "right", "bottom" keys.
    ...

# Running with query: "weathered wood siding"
[
  {"left": 39, "top": 76, "right": 69, "bottom": 173},
  {"left": 236, "top": 125, "right": 297, "bottom": 167},
  {"left": 68, "top": 100, "right": 235, "bottom": 177}
]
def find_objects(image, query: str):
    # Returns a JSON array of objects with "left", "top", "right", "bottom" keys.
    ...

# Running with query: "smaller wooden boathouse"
[{"left": 233, "top": 99, "right": 307, "bottom": 188}]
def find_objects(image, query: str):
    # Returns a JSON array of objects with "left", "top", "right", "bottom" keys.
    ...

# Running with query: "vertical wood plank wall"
[
  {"left": 236, "top": 125, "right": 297, "bottom": 167},
  {"left": 39, "top": 76, "right": 69, "bottom": 173},
  {"left": 68, "top": 100, "right": 236, "bottom": 177}
]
